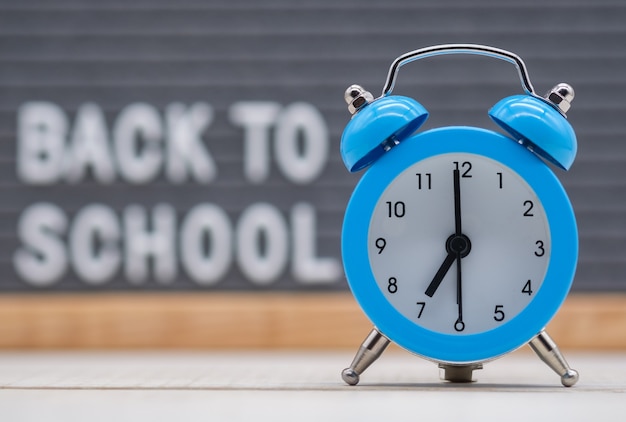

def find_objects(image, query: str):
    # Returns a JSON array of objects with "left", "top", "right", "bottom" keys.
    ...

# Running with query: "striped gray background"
[{"left": 0, "top": 0, "right": 624, "bottom": 291}]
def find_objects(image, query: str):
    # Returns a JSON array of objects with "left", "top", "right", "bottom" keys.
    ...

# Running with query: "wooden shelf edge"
[{"left": 0, "top": 292, "right": 624, "bottom": 350}]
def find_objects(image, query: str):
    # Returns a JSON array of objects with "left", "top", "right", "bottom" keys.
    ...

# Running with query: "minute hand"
[
  {"left": 453, "top": 168, "right": 465, "bottom": 331},
  {"left": 453, "top": 168, "right": 462, "bottom": 235}
]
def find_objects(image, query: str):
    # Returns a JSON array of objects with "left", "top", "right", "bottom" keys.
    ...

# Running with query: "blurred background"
[{"left": 0, "top": 0, "right": 625, "bottom": 349}]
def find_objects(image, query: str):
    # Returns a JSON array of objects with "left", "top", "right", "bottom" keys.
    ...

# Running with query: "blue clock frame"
[{"left": 342, "top": 126, "right": 578, "bottom": 363}]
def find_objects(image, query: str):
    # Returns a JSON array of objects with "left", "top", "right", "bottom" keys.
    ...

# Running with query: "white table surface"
[{"left": 0, "top": 350, "right": 624, "bottom": 421}]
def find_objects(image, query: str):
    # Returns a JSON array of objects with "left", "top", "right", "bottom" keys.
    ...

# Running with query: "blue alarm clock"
[{"left": 339, "top": 44, "right": 579, "bottom": 387}]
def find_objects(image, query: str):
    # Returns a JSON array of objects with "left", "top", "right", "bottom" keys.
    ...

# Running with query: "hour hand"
[{"left": 425, "top": 250, "right": 456, "bottom": 297}]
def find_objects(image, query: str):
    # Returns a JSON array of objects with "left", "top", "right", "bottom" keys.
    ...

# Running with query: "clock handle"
[
  {"left": 382, "top": 43, "right": 537, "bottom": 98},
  {"left": 529, "top": 330, "right": 579, "bottom": 387},
  {"left": 341, "top": 328, "right": 390, "bottom": 385}
]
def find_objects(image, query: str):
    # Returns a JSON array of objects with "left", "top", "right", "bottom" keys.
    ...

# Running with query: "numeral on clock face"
[
  {"left": 416, "top": 173, "right": 432, "bottom": 190},
  {"left": 368, "top": 153, "right": 550, "bottom": 335}
]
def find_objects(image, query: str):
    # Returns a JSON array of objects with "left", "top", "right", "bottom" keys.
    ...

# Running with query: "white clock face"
[{"left": 368, "top": 152, "right": 550, "bottom": 335}]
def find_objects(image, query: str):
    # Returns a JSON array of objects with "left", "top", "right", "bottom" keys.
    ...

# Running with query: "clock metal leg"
[
  {"left": 341, "top": 328, "right": 390, "bottom": 385},
  {"left": 528, "top": 329, "right": 579, "bottom": 387}
]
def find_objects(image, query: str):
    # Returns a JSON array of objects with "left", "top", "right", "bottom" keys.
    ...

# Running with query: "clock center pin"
[{"left": 447, "top": 234, "right": 471, "bottom": 258}]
